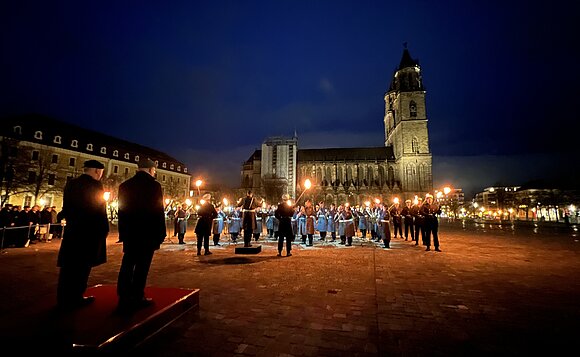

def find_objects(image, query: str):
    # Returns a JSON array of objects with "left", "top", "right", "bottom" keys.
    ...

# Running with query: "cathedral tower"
[{"left": 384, "top": 46, "right": 433, "bottom": 194}]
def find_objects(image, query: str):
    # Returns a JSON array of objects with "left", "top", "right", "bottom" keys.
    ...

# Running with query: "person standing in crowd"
[
  {"left": 357, "top": 206, "right": 369, "bottom": 239},
  {"left": 291, "top": 206, "right": 299, "bottom": 240},
  {"left": 170, "top": 205, "right": 179, "bottom": 238},
  {"left": 316, "top": 201, "right": 328, "bottom": 242},
  {"left": 16, "top": 205, "right": 31, "bottom": 246},
  {"left": 420, "top": 193, "right": 442, "bottom": 252},
  {"left": 0, "top": 204, "right": 14, "bottom": 247},
  {"left": 40, "top": 205, "right": 52, "bottom": 241},
  {"left": 337, "top": 205, "right": 346, "bottom": 245},
  {"left": 228, "top": 206, "right": 242, "bottom": 243},
  {"left": 237, "top": 190, "right": 262, "bottom": 248},
  {"left": 56, "top": 159, "right": 109, "bottom": 309},
  {"left": 212, "top": 206, "right": 227, "bottom": 246},
  {"left": 117, "top": 158, "right": 166, "bottom": 311},
  {"left": 389, "top": 200, "right": 403, "bottom": 239},
  {"left": 253, "top": 205, "right": 265, "bottom": 242},
  {"left": 401, "top": 199, "right": 414, "bottom": 241},
  {"left": 411, "top": 197, "right": 424, "bottom": 246},
  {"left": 28, "top": 204, "right": 41, "bottom": 244},
  {"left": 176, "top": 203, "right": 190, "bottom": 245},
  {"left": 344, "top": 205, "right": 356, "bottom": 246},
  {"left": 266, "top": 205, "right": 275, "bottom": 238},
  {"left": 327, "top": 203, "right": 337, "bottom": 242},
  {"left": 297, "top": 205, "right": 307, "bottom": 244},
  {"left": 378, "top": 203, "right": 391, "bottom": 249},
  {"left": 195, "top": 193, "right": 217, "bottom": 255},
  {"left": 275, "top": 194, "right": 294, "bottom": 257},
  {"left": 304, "top": 200, "right": 316, "bottom": 246}
]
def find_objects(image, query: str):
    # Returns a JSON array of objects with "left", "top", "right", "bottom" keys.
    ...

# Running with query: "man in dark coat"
[
  {"left": 420, "top": 194, "right": 442, "bottom": 252},
  {"left": 275, "top": 194, "right": 294, "bottom": 257},
  {"left": 116, "top": 158, "right": 166, "bottom": 310},
  {"left": 237, "top": 190, "right": 262, "bottom": 247},
  {"left": 56, "top": 159, "right": 109, "bottom": 309},
  {"left": 194, "top": 193, "right": 217, "bottom": 255}
]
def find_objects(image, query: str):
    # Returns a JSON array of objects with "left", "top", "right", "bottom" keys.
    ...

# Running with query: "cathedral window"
[
  {"left": 53, "top": 136, "right": 62, "bottom": 144},
  {"left": 412, "top": 137, "right": 419, "bottom": 153},
  {"left": 34, "top": 131, "right": 43, "bottom": 140},
  {"left": 86, "top": 143, "right": 93, "bottom": 151},
  {"left": 100, "top": 147, "right": 107, "bottom": 154},
  {"left": 113, "top": 150, "right": 119, "bottom": 157},
  {"left": 409, "top": 101, "right": 417, "bottom": 117},
  {"left": 71, "top": 140, "right": 78, "bottom": 148},
  {"left": 124, "top": 153, "right": 130, "bottom": 160}
]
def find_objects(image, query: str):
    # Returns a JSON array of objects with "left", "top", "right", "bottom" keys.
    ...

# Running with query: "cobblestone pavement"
[{"left": 1, "top": 222, "right": 579, "bottom": 356}]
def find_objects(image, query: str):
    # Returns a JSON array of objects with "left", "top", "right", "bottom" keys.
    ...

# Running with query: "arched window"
[
  {"left": 162, "top": 162, "right": 167, "bottom": 168},
  {"left": 124, "top": 153, "right": 130, "bottom": 160},
  {"left": 113, "top": 150, "right": 119, "bottom": 157},
  {"left": 409, "top": 100, "right": 417, "bottom": 117},
  {"left": 53, "top": 136, "right": 62, "bottom": 144},
  {"left": 13, "top": 126, "right": 22, "bottom": 135},
  {"left": 412, "top": 136, "right": 419, "bottom": 153},
  {"left": 71, "top": 140, "right": 78, "bottom": 148},
  {"left": 86, "top": 143, "right": 93, "bottom": 151},
  {"left": 100, "top": 147, "right": 106, "bottom": 154},
  {"left": 177, "top": 166, "right": 181, "bottom": 172},
  {"left": 184, "top": 168, "right": 188, "bottom": 173},
  {"left": 170, "top": 164, "right": 174, "bottom": 170},
  {"left": 34, "top": 131, "right": 43, "bottom": 140},
  {"left": 135, "top": 155, "right": 140, "bottom": 162},
  {"left": 406, "top": 164, "right": 417, "bottom": 191}
]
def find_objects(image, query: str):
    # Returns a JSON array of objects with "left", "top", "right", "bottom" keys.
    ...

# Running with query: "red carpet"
[{"left": 1, "top": 285, "right": 199, "bottom": 354}]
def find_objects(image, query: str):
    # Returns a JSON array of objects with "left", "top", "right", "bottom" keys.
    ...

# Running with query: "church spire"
[{"left": 398, "top": 45, "right": 419, "bottom": 70}]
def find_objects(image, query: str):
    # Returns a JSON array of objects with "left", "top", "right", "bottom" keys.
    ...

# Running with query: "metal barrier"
[{"left": 1, "top": 223, "right": 66, "bottom": 251}]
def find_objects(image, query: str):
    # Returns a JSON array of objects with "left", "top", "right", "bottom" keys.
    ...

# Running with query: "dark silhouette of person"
[{"left": 56, "top": 159, "right": 109, "bottom": 309}]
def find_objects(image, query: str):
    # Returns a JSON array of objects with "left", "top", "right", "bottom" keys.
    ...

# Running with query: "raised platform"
[
  {"left": 235, "top": 244, "right": 262, "bottom": 254},
  {"left": 2, "top": 284, "right": 199, "bottom": 354}
]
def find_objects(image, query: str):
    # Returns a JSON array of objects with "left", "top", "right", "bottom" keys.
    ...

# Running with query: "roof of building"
[
  {"left": 398, "top": 48, "right": 420, "bottom": 70},
  {"left": 1, "top": 114, "right": 187, "bottom": 172}
]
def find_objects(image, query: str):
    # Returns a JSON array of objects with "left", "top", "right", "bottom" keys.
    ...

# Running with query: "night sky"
[{"left": 1, "top": 0, "right": 578, "bottom": 198}]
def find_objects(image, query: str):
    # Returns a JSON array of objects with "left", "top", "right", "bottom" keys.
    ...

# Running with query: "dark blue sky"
[{"left": 1, "top": 0, "right": 578, "bottom": 197}]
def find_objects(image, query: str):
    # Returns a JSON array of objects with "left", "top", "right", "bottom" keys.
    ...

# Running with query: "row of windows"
[
  {"left": 25, "top": 170, "right": 183, "bottom": 186},
  {"left": 13, "top": 126, "right": 187, "bottom": 172}
]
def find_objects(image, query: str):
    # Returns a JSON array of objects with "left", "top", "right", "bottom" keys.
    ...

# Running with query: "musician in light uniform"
[{"left": 316, "top": 201, "right": 328, "bottom": 241}]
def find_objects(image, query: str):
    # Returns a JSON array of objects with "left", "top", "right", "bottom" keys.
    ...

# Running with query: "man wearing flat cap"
[
  {"left": 57, "top": 159, "right": 109, "bottom": 309},
  {"left": 116, "top": 158, "right": 167, "bottom": 311},
  {"left": 275, "top": 193, "right": 294, "bottom": 256},
  {"left": 194, "top": 193, "right": 217, "bottom": 255}
]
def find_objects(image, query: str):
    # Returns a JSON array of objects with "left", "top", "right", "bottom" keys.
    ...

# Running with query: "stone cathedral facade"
[{"left": 241, "top": 48, "right": 433, "bottom": 205}]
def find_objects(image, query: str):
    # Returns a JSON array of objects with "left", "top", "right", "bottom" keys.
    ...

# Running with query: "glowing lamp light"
[
  {"left": 200, "top": 199, "right": 206, "bottom": 205},
  {"left": 185, "top": 199, "right": 192, "bottom": 206},
  {"left": 443, "top": 187, "right": 451, "bottom": 195},
  {"left": 473, "top": 202, "right": 479, "bottom": 208},
  {"left": 195, "top": 180, "right": 202, "bottom": 188},
  {"left": 223, "top": 198, "right": 229, "bottom": 206},
  {"left": 164, "top": 198, "right": 170, "bottom": 205},
  {"left": 195, "top": 205, "right": 200, "bottom": 211},
  {"left": 189, "top": 190, "right": 194, "bottom": 197},
  {"left": 111, "top": 201, "right": 118, "bottom": 208},
  {"left": 365, "top": 201, "right": 370, "bottom": 207},
  {"left": 570, "top": 205, "right": 576, "bottom": 213},
  {"left": 262, "top": 201, "right": 266, "bottom": 208},
  {"left": 287, "top": 200, "right": 292, "bottom": 206},
  {"left": 393, "top": 197, "right": 399, "bottom": 204},
  {"left": 508, "top": 208, "right": 514, "bottom": 213},
  {"left": 103, "top": 191, "right": 111, "bottom": 202},
  {"left": 374, "top": 198, "right": 381, "bottom": 204},
  {"left": 436, "top": 191, "right": 443, "bottom": 199},
  {"left": 304, "top": 179, "right": 312, "bottom": 190},
  {"left": 39, "top": 198, "right": 46, "bottom": 206}
]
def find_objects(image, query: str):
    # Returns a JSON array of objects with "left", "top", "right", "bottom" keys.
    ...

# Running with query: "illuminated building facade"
[
  {"left": 0, "top": 114, "right": 191, "bottom": 209},
  {"left": 241, "top": 48, "right": 434, "bottom": 205}
]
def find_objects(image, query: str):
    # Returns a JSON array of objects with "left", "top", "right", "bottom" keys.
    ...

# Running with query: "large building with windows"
[
  {"left": 0, "top": 114, "right": 191, "bottom": 209},
  {"left": 241, "top": 48, "right": 433, "bottom": 205}
]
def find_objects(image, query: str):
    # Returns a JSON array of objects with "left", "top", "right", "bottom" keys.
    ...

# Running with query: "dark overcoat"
[
  {"left": 57, "top": 174, "right": 109, "bottom": 267},
  {"left": 195, "top": 202, "right": 217, "bottom": 236},
  {"left": 275, "top": 202, "right": 294, "bottom": 236},
  {"left": 118, "top": 171, "right": 166, "bottom": 253}
]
